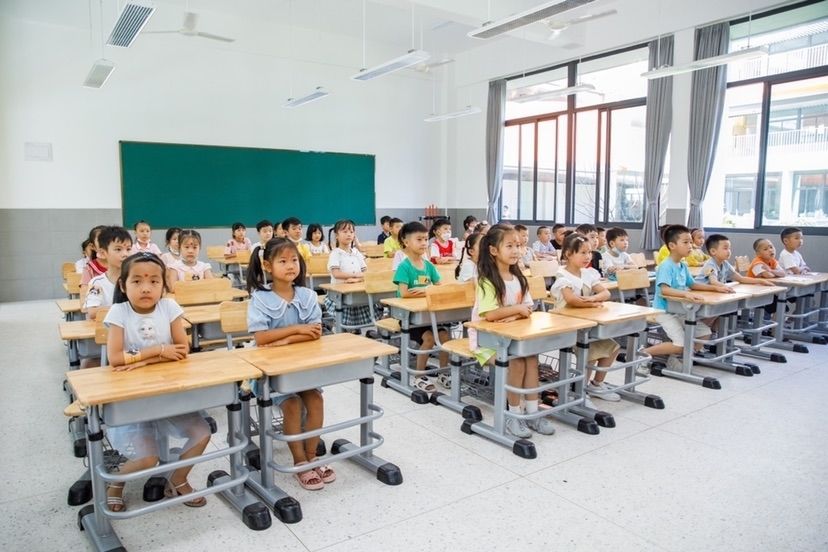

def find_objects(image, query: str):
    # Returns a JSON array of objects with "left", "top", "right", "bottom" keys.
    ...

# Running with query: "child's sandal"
[
  {"left": 295, "top": 462, "right": 324, "bottom": 490},
  {"left": 437, "top": 373, "right": 452, "bottom": 390},
  {"left": 165, "top": 480, "right": 207, "bottom": 508},
  {"left": 310, "top": 458, "right": 336, "bottom": 484},
  {"left": 106, "top": 483, "right": 126, "bottom": 512},
  {"left": 412, "top": 376, "right": 436, "bottom": 393}
]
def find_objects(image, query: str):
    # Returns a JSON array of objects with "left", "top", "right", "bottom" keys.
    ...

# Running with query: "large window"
[
  {"left": 707, "top": 0, "right": 828, "bottom": 231},
  {"left": 502, "top": 46, "right": 652, "bottom": 225}
]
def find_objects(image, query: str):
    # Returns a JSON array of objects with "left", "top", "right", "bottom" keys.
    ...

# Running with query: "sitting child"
[
  {"left": 778, "top": 227, "right": 810, "bottom": 275},
  {"left": 601, "top": 227, "right": 637, "bottom": 280},
  {"left": 686, "top": 228, "right": 711, "bottom": 267},
  {"left": 697, "top": 234, "right": 775, "bottom": 286},
  {"left": 748, "top": 239, "right": 786, "bottom": 279}
]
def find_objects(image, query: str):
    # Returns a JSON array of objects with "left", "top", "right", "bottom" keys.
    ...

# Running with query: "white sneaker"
[
  {"left": 505, "top": 416, "right": 532, "bottom": 438},
  {"left": 666, "top": 355, "right": 685, "bottom": 372},
  {"left": 587, "top": 381, "right": 621, "bottom": 402},
  {"left": 527, "top": 416, "right": 556, "bottom": 435},
  {"left": 636, "top": 361, "right": 651, "bottom": 377},
  {"left": 583, "top": 396, "right": 598, "bottom": 410}
]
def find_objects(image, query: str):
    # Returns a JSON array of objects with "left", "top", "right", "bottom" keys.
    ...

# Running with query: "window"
[
  {"left": 795, "top": 170, "right": 828, "bottom": 221},
  {"left": 502, "top": 45, "right": 650, "bottom": 225}
]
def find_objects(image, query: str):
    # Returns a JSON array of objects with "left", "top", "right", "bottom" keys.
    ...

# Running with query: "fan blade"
[{"left": 195, "top": 31, "right": 235, "bottom": 43}]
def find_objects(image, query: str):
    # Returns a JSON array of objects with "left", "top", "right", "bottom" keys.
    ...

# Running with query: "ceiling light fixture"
[
  {"left": 469, "top": 0, "right": 595, "bottom": 39},
  {"left": 351, "top": 49, "right": 431, "bottom": 81},
  {"left": 283, "top": 87, "right": 330, "bottom": 108},
  {"left": 511, "top": 83, "right": 596, "bottom": 102},
  {"left": 641, "top": 45, "right": 769, "bottom": 79},
  {"left": 425, "top": 105, "right": 482, "bottom": 122},
  {"left": 106, "top": 0, "right": 156, "bottom": 48}
]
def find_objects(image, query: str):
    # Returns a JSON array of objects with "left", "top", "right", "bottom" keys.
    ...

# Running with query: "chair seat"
[
  {"left": 64, "top": 400, "right": 85, "bottom": 418},
  {"left": 441, "top": 338, "right": 475, "bottom": 359},
  {"left": 646, "top": 314, "right": 661, "bottom": 324},
  {"left": 375, "top": 318, "right": 401, "bottom": 334}
]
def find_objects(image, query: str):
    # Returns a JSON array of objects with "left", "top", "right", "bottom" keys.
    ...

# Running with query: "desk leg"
[
  {"left": 654, "top": 307, "right": 721, "bottom": 389},
  {"left": 68, "top": 338, "right": 80, "bottom": 368},
  {"left": 243, "top": 376, "right": 302, "bottom": 524},
  {"left": 568, "top": 333, "right": 615, "bottom": 428},
  {"left": 209, "top": 391, "right": 272, "bottom": 531},
  {"left": 736, "top": 306, "right": 787, "bottom": 363},
  {"left": 77, "top": 406, "right": 125, "bottom": 552},
  {"left": 191, "top": 323, "right": 201, "bottom": 352},
  {"left": 331, "top": 377, "right": 403, "bottom": 486},
  {"left": 552, "top": 346, "right": 600, "bottom": 433},
  {"left": 611, "top": 333, "right": 665, "bottom": 409},
  {"left": 332, "top": 293, "right": 344, "bottom": 334},
  {"left": 693, "top": 313, "right": 755, "bottom": 377},
  {"left": 768, "top": 290, "right": 810, "bottom": 354},
  {"left": 782, "top": 293, "right": 827, "bottom": 345},
  {"left": 432, "top": 356, "right": 484, "bottom": 423},
  {"left": 378, "top": 321, "right": 427, "bottom": 404}
]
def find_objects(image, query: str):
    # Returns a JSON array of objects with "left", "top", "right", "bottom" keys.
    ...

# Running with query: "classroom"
[{"left": 1, "top": 0, "right": 827, "bottom": 550}]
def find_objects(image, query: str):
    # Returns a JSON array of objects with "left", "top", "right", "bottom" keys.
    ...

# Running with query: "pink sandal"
[
  {"left": 295, "top": 462, "right": 324, "bottom": 490},
  {"left": 310, "top": 458, "right": 336, "bottom": 484}
]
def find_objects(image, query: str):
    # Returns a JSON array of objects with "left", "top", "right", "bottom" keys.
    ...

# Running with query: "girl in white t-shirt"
[
  {"left": 455, "top": 232, "right": 481, "bottom": 283},
  {"left": 325, "top": 219, "right": 378, "bottom": 328},
  {"left": 549, "top": 233, "right": 621, "bottom": 403},
  {"left": 306, "top": 224, "right": 330, "bottom": 255},
  {"left": 160, "top": 227, "right": 182, "bottom": 267},
  {"left": 103, "top": 253, "right": 210, "bottom": 512},
  {"left": 166, "top": 229, "right": 214, "bottom": 287}
]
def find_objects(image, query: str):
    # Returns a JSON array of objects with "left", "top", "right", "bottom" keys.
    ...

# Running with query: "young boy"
[
  {"left": 596, "top": 227, "right": 607, "bottom": 254},
  {"left": 655, "top": 224, "right": 671, "bottom": 266},
  {"left": 575, "top": 224, "right": 603, "bottom": 276},
  {"left": 81, "top": 226, "right": 133, "bottom": 367},
  {"left": 130, "top": 220, "right": 161, "bottom": 255},
  {"left": 383, "top": 217, "right": 404, "bottom": 258},
  {"left": 282, "top": 217, "right": 311, "bottom": 264},
  {"left": 778, "top": 227, "right": 810, "bottom": 275},
  {"left": 748, "top": 239, "right": 786, "bottom": 279},
  {"left": 532, "top": 226, "right": 557, "bottom": 260},
  {"left": 377, "top": 215, "right": 391, "bottom": 246},
  {"left": 252, "top": 219, "right": 274, "bottom": 251},
  {"left": 551, "top": 223, "right": 567, "bottom": 250},
  {"left": 697, "top": 234, "right": 775, "bottom": 286},
  {"left": 514, "top": 224, "right": 536, "bottom": 266},
  {"left": 601, "top": 227, "right": 637, "bottom": 280},
  {"left": 641, "top": 225, "right": 732, "bottom": 374}
]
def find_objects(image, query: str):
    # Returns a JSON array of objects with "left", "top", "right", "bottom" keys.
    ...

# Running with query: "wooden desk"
[
  {"left": 182, "top": 303, "right": 243, "bottom": 350},
  {"left": 463, "top": 312, "right": 599, "bottom": 458},
  {"left": 726, "top": 283, "right": 789, "bottom": 364},
  {"left": 769, "top": 273, "right": 828, "bottom": 349},
  {"left": 552, "top": 302, "right": 665, "bottom": 413},
  {"left": 56, "top": 298, "right": 82, "bottom": 321},
  {"left": 235, "top": 334, "right": 402, "bottom": 513},
  {"left": 68, "top": 350, "right": 271, "bottom": 549}
]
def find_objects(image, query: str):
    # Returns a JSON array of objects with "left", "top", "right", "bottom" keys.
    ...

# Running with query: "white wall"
[
  {"left": 0, "top": 9, "right": 443, "bottom": 211},
  {"left": 443, "top": 0, "right": 788, "bottom": 213}
]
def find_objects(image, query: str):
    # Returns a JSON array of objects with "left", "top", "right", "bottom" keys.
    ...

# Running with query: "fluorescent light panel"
[
  {"left": 511, "top": 83, "right": 596, "bottom": 103},
  {"left": 469, "top": 0, "right": 595, "bottom": 39},
  {"left": 351, "top": 49, "right": 430, "bottom": 81},
  {"left": 642, "top": 45, "right": 769, "bottom": 80},
  {"left": 283, "top": 87, "right": 330, "bottom": 108},
  {"left": 424, "top": 105, "right": 482, "bottom": 122},
  {"left": 107, "top": 0, "right": 156, "bottom": 48},
  {"left": 83, "top": 59, "right": 115, "bottom": 88}
]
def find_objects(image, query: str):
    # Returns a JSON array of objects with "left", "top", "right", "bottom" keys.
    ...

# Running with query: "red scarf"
[{"left": 88, "top": 258, "right": 107, "bottom": 277}]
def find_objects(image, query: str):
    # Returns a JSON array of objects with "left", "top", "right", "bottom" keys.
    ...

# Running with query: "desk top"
[
  {"left": 66, "top": 350, "right": 260, "bottom": 407},
  {"left": 182, "top": 304, "right": 222, "bottom": 325},
  {"left": 550, "top": 302, "right": 662, "bottom": 324},
  {"left": 465, "top": 311, "right": 596, "bottom": 341},
  {"left": 666, "top": 290, "right": 748, "bottom": 305},
  {"left": 381, "top": 297, "right": 427, "bottom": 312},
  {"left": 236, "top": 333, "right": 396, "bottom": 376},
  {"left": 729, "top": 283, "right": 787, "bottom": 296},
  {"left": 775, "top": 272, "right": 828, "bottom": 287},
  {"left": 56, "top": 298, "right": 81, "bottom": 314},
  {"left": 319, "top": 282, "right": 367, "bottom": 294}
]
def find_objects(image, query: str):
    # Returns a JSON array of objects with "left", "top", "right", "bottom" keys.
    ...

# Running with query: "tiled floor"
[{"left": 2, "top": 300, "right": 827, "bottom": 552}]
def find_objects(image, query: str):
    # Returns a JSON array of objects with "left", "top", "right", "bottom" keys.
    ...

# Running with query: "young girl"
[
  {"left": 429, "top": 218, "right": 458, "bottom": 264},
  {"left": 462, "top": 215, "right": 478, "bottom": 240},
  {"left": 246, "top": 239, "right": 333, "bottom": 490},
  {"left": 326, "top": 220, "right": 377, "bottom": 329},
  {"left": 549, "top": 234, "right": 621, "bottom": 404},
  {"left": 81, "top": 225, "right": 108, "bottom": 286},
  {"left": 686, "top": 228, "right": 711, "bottom": 267},
  {"left": 470, "top": 224, "right": 555, "bottom": 437},
  {"left": 225, "top": 222, "right": 252, "bottom": 256},
  {"left": 160, "top": 227, "right": 182, "bottom": 266},
  {"left": 131, "top": 220, "right": 163, "bottom": 255},
  {"left": 103, "top": 252, "right": 210, "bottom": 511},
  {"left": 393, "top": 221, "right": 450, "bottom": 391},
  {"left": 166, "top": 229, "right": 214, "bottom": 286},
  {"left": 306, "top": 223, "right": 330, "bottom": 255},
  {"left": 75, "top": 239, "right": 94, "bottom": 273},
  {"left": 456, "top": 232, "right": 481, "bottom": 283}
]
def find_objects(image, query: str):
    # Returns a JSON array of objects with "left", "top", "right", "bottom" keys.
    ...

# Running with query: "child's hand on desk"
[
  {"left": 300, "top": 323, "right": 323, "bottom": 339},
  {"left": 759, "top": 279, "right": 775, "bottom": 286},
  {"left": 685, "top": 293, "right": 705, "bottom": 303},
  {"left": 714, "top": 284, "right": 735, "bottom": 294},
  {"left": 497, "top": 315, "right": 521, "bottom": 323},
  {"left": 409, "top": 287, "right": 427, "bottom": 296},
  {"left": 515, "top": 304, "right": 533, "bottom": 318},
  {"left": 160, "top": 344, "right": 188, "bottom": 361},
  {"left": 114, "top": 360, "right": 149, "bottom": 372},
  {"left": 345, "top": 277, "right": 362, "bottom": 283}
]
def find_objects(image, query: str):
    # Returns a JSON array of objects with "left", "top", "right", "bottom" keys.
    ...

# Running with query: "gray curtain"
[
  {"left": 485, "top": 79, "right": 506, "bottom": 224},
  {"left": 687, "top": 22, "right": 730, "bottom": 228},
  {"left": 641, "top": 35, "right": 674, "bottom": 250}
]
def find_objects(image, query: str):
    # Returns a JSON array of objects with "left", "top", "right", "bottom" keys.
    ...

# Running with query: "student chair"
[
  {"left": 306, "top": 254, "right": 330, "bottom": 289},
  {"left": 361, "top": 244, "right": 386, "bottom": 258},
  {"left": 173, "top": 278, "right": 234, "bottom": 306},
  {"left": 629, "top": 253, "right": 648, "bottom": 269},
  {"left": 365, "top": 257, "right": 394, "bottom": 272},
  {"left": 528, "top": 260, "right": 559, "bottom": 278},
  {"left": 219, "top": 300, "right": 253, "bottom": 349},
  {"left": 64, "top": 272, "right": 82, "bottom": 298},
  {"left": 528, "top": 275, "right": 549, "bottom": 311},
  {"left": 62, "top": 262, "right": 76, "bottom": 279}
]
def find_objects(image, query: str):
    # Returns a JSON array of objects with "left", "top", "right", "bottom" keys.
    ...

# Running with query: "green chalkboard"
[{"left": 119, "top": 141, "right": 376, "bottom": 228}]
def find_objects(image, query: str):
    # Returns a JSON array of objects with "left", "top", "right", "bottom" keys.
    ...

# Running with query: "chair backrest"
[
  {"left": 234, "top": 250, "right": 252, "bottom": 264},
  {"left": 174, "top": 278, "right": 233, "bottom": 305},
  {"left": 62, "top": 262, "right": 76, "bottom": 279},
  {"left": 65, "top": 272, "right": 82, "bottom": 294},
  {"left": 437, "top": 265, "right": 457, "bottom": 283},
  {"left": 206, "top": 245, "right": 225, "bottom": 259},
  {"left": 94, "top": 308, "right": 110, "bottom": 345},
  {"left": 307, "top": 254, "right": 329, "bottom": 275},
  {"left": 629, "top": 252, "right": 647, "bottom": 268},
  {"left": 362, "top": 244, "right": 386, "bottom": 259},
  {"left": 365, "top": 257, "right": 394, "bottom": 272},
  {"left": 219, "top": 300, "right": 249, "bottom": 334},
  {"left": 425, "top": 281, "right": 475, "bottom": 312},
  {"left": 735, "top": 255, "right": 750, "bottom": 274},
  {"left": 528, "top": 260, "right": 559, "bottom": 278},
  {"left": 527, "top": 276, "right": 548, "bottom": 302},
  {"left": 364, "top": 270, "right": 396, "bottom": 294},
  {"left": 616, "top": 267, "right": 650, "bottom": 291}
]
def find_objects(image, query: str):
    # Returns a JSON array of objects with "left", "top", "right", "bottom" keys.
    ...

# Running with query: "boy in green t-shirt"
[{"left": 392, "top": 221, "right": 450, "bottom": 392}]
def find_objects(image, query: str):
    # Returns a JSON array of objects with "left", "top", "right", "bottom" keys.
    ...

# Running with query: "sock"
[
  {"left": 525, "top": 400, "right": 539, "bottom": 414},
  {"left": 508, "top": 404, "right": 523, "bottom": 413}
]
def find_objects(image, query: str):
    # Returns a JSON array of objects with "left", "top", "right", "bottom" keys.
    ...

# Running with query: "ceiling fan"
[
  {"left": 544, "top": 9, "right": 617, "bottom": 40},
  {"left": 413, "top": 57, "right": 455, "bottom": 73},
  {"left": 145, "top": 11, "right": 235, "bottom": 43}
]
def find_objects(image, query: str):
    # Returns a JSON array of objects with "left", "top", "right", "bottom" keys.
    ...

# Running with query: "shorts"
[
  {"left": 409, "top": 325, "right": 450, "bottom": 346},
  {"left": 587, "top": 338, "right": 620, "bottom": 362},
  {"left": 106, "top": 412, "right": 210, "bottom": 460},
  {"left": 655, "top": 313, "right": 711, "bottom": 347},
  {"left": 77, "top": 338, "right": 101, "bottom": 359}
]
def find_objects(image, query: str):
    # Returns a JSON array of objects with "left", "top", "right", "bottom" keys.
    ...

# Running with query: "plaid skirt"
[{"left": 324, "top": 297, "right": 383, "bottom": 328}]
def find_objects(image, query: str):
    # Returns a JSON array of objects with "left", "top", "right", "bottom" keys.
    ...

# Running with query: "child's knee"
[
  {"left": 132, "top": 455, "right": 160, "bottom": 471},
  {"left": 280, "top": 397, "right": 302, "bottom": 417},
  {"left": 302, "top": 389, "right": 323, "bottom": 410}
]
